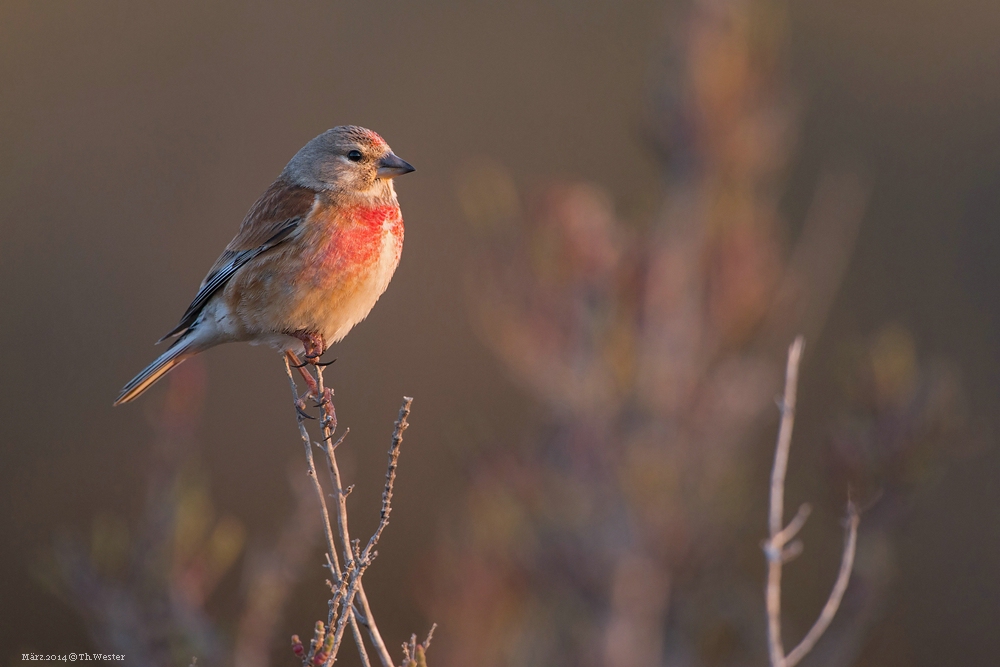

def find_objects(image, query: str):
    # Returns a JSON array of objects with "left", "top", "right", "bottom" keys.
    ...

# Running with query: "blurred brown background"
[{"left": 1, "top": 0, "right": 999, "bottom": 665}]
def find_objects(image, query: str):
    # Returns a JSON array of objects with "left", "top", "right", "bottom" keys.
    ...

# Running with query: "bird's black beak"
[{"left": 376, "top": 152, "right": 415, "bottom": 178}]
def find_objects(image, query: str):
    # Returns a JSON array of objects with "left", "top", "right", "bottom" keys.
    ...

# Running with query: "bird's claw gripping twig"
[
  {"left": 285, "top": 351, "right": 320, "bottom": 396},
  {"left": 298, "top": 331, "right": 327, "bottom": 361},
  {"left": 294, "top": 400, "right": 316, "bottom": 420}
]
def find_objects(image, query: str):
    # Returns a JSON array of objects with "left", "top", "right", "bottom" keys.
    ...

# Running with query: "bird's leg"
[
  {"left": 285, "top": 351, "right": 320, "bottom": 397},
  {"left": 291, "top": 330, "right": 327, "bottom": 363},
  {"left": 316, "top": 386, "right": 335, "bottom": 431}
]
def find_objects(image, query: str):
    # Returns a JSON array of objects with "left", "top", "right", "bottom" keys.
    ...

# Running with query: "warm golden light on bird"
[{"left": 115, "top": 126, "right": 414, "bottom": 405}]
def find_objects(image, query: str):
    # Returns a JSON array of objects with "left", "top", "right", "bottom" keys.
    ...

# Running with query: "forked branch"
[
  {"left": 764, "top": 337, "right": 860, "bottom": 667},
  {"left": 284, "top": 354, "right": 427, "bottom": 667}
]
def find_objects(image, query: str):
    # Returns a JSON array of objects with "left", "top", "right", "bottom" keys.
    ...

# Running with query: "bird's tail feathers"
[{"left": 114, "top": 337, "right": 201, "bottom": 406}]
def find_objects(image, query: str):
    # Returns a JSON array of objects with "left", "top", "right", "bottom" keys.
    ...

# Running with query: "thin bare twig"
[
  {"left": 355, "top": 587, "right": 389, "bottom": 665},
  {"left": 764, "top": 337, "right": 804, "bottom": 667},
  {"left": 328, "top": 567, "right": 367, "bottom": 663},
  {"left": 401, "top": 624, "right": 436, "bottom": 667},
  {"left": 768, "top": 337, "right": 805, "bottom": 543},
  {"left": 785, "top": 502, "right": 859, "bottom": 667},
  {"left": 284, "top": 357, "right": 369, "bottom": 667},
  {"left": 773, "top": 503, "right": 812, "bottom": 549},
  {"left": 352, "top": 398, "right": 412, "bottom": 666},
  {"left": 313, "top": 366, "right": 401, "bottom": 667},
  {"left": 283, "top": 357, "right": 340, "bottom": 589},
  {"left": 286, "top": 355, "right": 424, "bottom": 667},
  {"left": 765, "top": 336, "right": 860, "bottom": 667},
  {"left": 362, "top": 398, "right": 412, "bottom": 560},
  {"left": 315, "top": 368, "right": 354, "bottom": 570}
]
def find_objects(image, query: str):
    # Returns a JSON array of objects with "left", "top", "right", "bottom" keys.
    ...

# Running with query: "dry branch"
[
  {"left": 764, "top": 337, "right": 860, "bottom": 667},
  {"left": 401, "top": 624, "right": 436, "bottom": 667},
  {"left": 284, "top": 355, "right": 426, "bottom": 667}
]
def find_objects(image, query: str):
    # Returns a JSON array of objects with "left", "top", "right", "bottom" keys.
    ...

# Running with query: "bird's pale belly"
[{"left": 302, "top": 224, "right": 403, "bottom": 343}]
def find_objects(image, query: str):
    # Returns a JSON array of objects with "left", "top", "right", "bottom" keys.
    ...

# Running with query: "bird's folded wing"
[{"left": 158, "top": 178, "right": 319, "bottom": 341}]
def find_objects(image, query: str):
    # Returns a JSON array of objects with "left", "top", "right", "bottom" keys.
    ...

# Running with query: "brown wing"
[{"left": 158, "top": 177, "right": 319, "bottom": 341}]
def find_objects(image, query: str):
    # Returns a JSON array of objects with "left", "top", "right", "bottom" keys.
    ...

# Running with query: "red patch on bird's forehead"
[{"left": 363, "top": 130, "right": 386, "bottom": 147}]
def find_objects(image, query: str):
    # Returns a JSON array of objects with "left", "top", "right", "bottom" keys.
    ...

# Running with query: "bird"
[{"left": 115, "top": 125, "right": 414, "bottom": 405}]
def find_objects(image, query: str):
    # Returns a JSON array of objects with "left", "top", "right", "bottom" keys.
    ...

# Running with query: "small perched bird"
[{"left": 115, "top": 126, "right": 414, "bottom": 405}]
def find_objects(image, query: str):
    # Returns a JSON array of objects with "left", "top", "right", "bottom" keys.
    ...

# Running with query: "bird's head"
[{"left": 283, "top": 125, "right": 415, "bottom": 200}]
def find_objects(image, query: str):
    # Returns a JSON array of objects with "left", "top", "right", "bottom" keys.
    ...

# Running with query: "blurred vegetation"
[
  {"left": 430, "top": 1, "right": 970, "bottom": 666},
  {"left": 8, "top": 0, "right": 988, "bottom": 665},
  {"left": 41, "top": 364, "right": 321, "bottom": 667}
]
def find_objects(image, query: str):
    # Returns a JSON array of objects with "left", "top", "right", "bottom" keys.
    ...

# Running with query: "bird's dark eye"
[{"left": 347, "top": 150, "right": 363, "bottom": 162}]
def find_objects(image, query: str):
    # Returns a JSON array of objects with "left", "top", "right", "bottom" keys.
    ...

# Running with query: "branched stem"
[
  {"left": 764, "top": 337, "right": 860, "bottom": 667},
  {"left": 285, "top": 354, "right": 421, "bottom": 667},
  {"left": 362, "top": 398, "right": 412, "bottom": 561}
]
